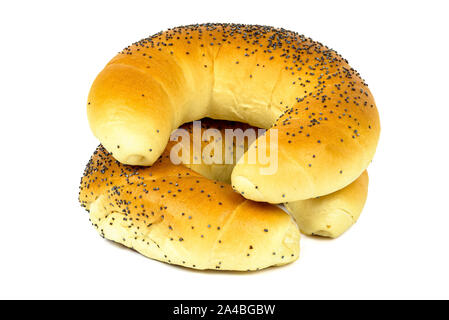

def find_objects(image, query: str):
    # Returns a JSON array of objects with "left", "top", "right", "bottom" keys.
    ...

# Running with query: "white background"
[{"left": 1, "top": 0, "right": 448, "bottom": 299}]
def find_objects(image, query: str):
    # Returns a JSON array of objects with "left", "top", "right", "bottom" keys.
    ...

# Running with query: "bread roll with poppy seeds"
[
  {"left": 79, "top": 145, "right": 299, "bottom": 271},
  {"left": 175, "top": 118, "right": 369, "bottom": 238},
  {"left": 87, "top": 23, "right": 380, "bottom": 203}
]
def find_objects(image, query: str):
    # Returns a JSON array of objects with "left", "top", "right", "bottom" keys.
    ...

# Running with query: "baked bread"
[
  {"left": 87, "top": 23, "right": 380, "bottom": 203},
  {"left": 285, "top": 171, "right": 369, "bottom": 238},
  {"left": 79, "top": 144, "right": 300, "bottom": 271},
  {"left": 173, "top": 118, "right": 369, "bottom": 238}
]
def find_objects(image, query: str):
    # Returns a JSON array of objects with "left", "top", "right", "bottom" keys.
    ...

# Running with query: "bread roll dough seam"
[
  {"left": 208, "top": 199, "right": 244, "bottom": 266},
  {"left": 278, "top": 146, "right": 315, "bottom": 196},
  {"left": 268, "top": 69, "right": 284, "bottom": 115},
  {"left": 108, "top": 62, "right": 180, "bottom": 126}
]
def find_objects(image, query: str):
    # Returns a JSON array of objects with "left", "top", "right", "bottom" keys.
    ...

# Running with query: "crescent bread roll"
[
  {"left": 285, "top": 171, "right": 369, "bottom": 238},
  {"left": 174, "top": 119, "right": 369, "bottom": 238},
  {"left": 79, "top": 145, "right": 300, "bottom": 271},
  {"left": 87, "top": 23, "right": 380, "bottom": 203}
]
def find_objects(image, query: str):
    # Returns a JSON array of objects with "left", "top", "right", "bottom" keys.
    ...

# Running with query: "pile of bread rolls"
[{"left": 79, "top": 24, "right": 380, "bottom": 271}]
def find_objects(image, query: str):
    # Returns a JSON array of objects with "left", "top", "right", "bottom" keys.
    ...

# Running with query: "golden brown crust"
[
  {"left": 88, "top": 23, "right": 380, "bottom": 203},
  {"left": 79, "top": 145, "right": 299, "bottom": 271}
]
